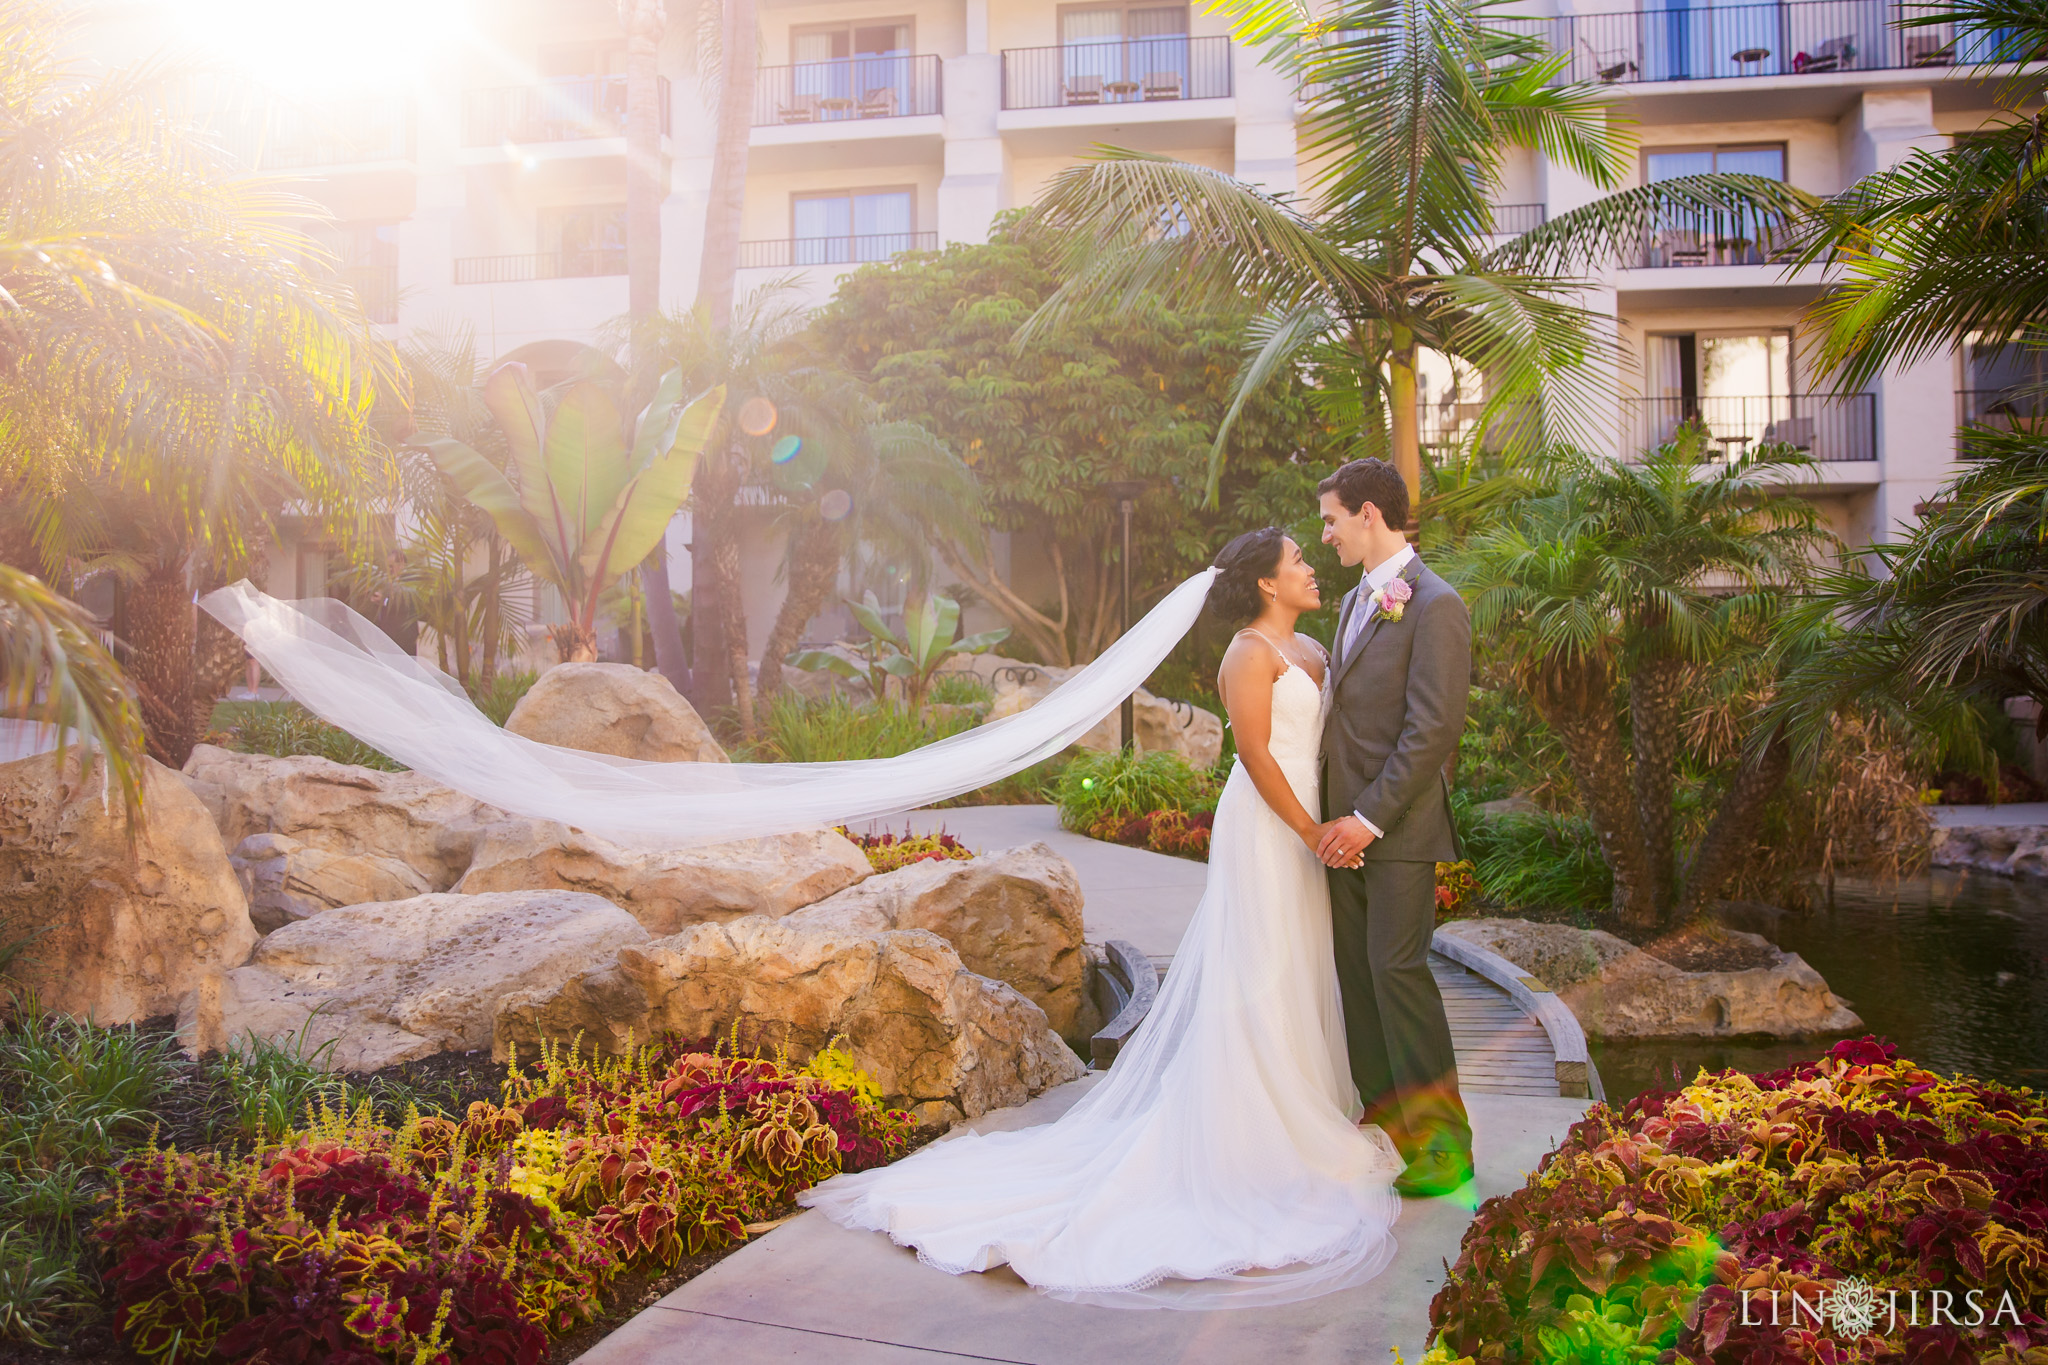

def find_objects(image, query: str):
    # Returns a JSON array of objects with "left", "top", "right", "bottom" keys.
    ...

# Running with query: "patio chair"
[
  {"left": 859, "top": 86, "right": 900, "bottom": 118},
  {"left": 1794, "top": 35, "right": 1856, "bottom": 72},
  {"left": 1142, "top": 69, "right": 1184, "bottom": 100},
  {"left": 1906, "top": 33, "right": 1955, "bottom": 65},
  {"left": 1761, "top": 416, "right": 1815, "bottom": 450},
  {"left": 779, "top": 92, "right": 821, "bottom": 124},
  {"left": 1579, "top": 38, "right": 1638, "bottom": 83},
  {"left": 1064, "top": 74, "right": 1104, "bottom": 105}
]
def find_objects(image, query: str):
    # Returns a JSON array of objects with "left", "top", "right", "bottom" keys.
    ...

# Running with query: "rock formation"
[
  {"left": 494, "top": 916, "right": 1086, "bottom": 1125},
  {"left": 981, "top": 661, "right": 1223, "bottom": 771},
  {"left": 177, "top": 890, "right": 648, "bottom": 1071},
  {"left": 230, "top": 833, "right": 432, "bottom": 934},
  {"left": 0, "top": 752, "right": 255, "bottom": 1023},
  {"left": 785, "top": 842, "right": 1093, "bottom": 1038},
  {"left": 454, "top": 820, "right": 871, "bottom": 932},
  {"left": 505, "top": 662, "right": 727, "bottom": 763}
]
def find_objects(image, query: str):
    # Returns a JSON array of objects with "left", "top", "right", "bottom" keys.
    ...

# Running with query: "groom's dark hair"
[{"left": 1318, "top": 458, "right": 1409, "bottom": 529}]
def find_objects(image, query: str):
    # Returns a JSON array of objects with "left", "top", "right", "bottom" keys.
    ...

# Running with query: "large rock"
[
  {"left": 229, "top": 833, "right": 432, "bottom": 935},
  {"left": 784, "top": 842, "right": 1093, "bottom": 1039},
  {"left": 179, "top": 745, "right": 503, "bottom": 891},
  {"left": 1437, "top": 917, "right": 1862, "bottom": 1039},
  {"left": 177, "top": 890, "right": 648, "bottom": 1071},
  {"left": 454, "top": 819, "right": 871, "bottom": 932},
  {"left": 505, "top": 662, "right": 727, "bottom": 763},
  {"left": 982, "top": 660, "right": 1223, "bottom": 771},
  {"left": 1931, "top": 824, "right": 2048, "bottom": 879},
  {"left": 494, "top": 916, "right": 1086, "bottom": 1126},
  {"left": 0, "top": 753, "right": 255, "bottom": 1023}
]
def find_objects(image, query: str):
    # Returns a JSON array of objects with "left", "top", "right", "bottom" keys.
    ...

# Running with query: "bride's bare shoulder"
[{"left": 1217, "top": 629, "right": 1285, "bottom": 696}]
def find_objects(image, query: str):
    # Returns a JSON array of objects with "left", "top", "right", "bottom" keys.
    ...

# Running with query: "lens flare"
[
  {"left": 819, "top": 489, "right": 854, "bottom": 522},
  {"left": 770, "top": 435, "right": 803, "bottom": 464},
  {"left": 738, "top": 396, "right": 778, "bottom": 437}
]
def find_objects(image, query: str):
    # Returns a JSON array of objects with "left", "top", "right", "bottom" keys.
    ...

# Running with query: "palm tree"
[
  {"left": 1442, "top": 430, "right": 1837, "bottom": 927},
  {"left": 0, "top": 0, "right": 389, "bottom": 766},
  {"left": 1024, "top": 0, "right": 1813, "bottom": 511},
  {"left": 0, "top": 566, "right": 146, "bottom": 827},
  {"left": 753, "top": 373, "right": 984, "bottom": 698}
]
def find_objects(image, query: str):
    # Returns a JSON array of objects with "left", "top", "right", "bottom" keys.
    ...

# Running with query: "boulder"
[
  {"left": 1437, "top": 917, "right": 1862, "bottom": 1039},
  {"left": 984, "top": 662, "right": 1223, "bottom": 771},
  {"left": 179, "top": 745, "right": 503, "bottom": 891},
  {"left": 1931, "top": 824, "right": 2048, "bottom": 879},
  {"left": 454, "top": 820, "right": 871, "bottom": 932},
  {"left": 493, "top": 916, "right": 1086, "bottom": 1126},
  {"left": 784, "top": 842, "right": 1093, "bottom": 1039},
  {"left": 505, "top": 662, "right": 727, "bottom": 764},
  {"left": 229, "top": 833, "right": 433, "bottom": 935},
  {"left": 0, "top": 753, "right": 255, "bottom": 1023},
  {"left": 177, "top": 890, "right": 648, "bottom": 1071}
]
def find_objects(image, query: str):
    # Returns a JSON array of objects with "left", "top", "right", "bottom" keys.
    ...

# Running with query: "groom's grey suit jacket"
[{"left": 1319, "top": 557, "right": 1470, "bottom": 864}]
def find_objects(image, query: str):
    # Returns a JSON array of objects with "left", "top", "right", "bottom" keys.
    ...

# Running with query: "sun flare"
[{"left": 149, "top": 0, "right": 472, "bottom": 91}]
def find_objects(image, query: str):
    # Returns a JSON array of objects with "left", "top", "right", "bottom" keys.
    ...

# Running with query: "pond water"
[{"left": 1587, "top": 869, "right": 2048, "bottom": 1105}]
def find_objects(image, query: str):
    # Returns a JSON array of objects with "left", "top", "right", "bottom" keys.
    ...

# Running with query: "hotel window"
[
  {"left": 792, "top": 189, "right": 914, "bottom": 264},
  {"left": 1060, "top": 3, "right": 1190, "bottom": 97},
  {"left": 789, "top": 20, "right": 913, "bottom": 109},
  {"left": 1647, "top": 330, "right": 1793, "bottom": 448},
  {"left": 1641, "top": 144, "right": 1787, "bottom": 266},
  {"left": 539, "top": 204, "right": 626, "bottom": 275}
]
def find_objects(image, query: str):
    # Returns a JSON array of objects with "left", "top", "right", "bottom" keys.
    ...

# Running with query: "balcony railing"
[
  {"left": 343, "top": 263, "right": 399, "bottom": 324},
  {"left": 1495, "top": 1, "right": 2008, "bottom": 86},
  {"left": 1002, "top": 35, "right": 1233, "bottom": 110},
  {"left": 463, "top": 76, "right": 672, "bottom": 146},
  {"left": 1959, "top": 388, "right": 2048, "bottom": 432},
  {"left": 1622, "top": 394, "right": 1876, "bottom": 461},
  {"left": 254, "top": 96, "right": 414, "bottom": 168},
  {"left": 754, "top": 54, "right": 942, "bottom": 126},
  {"left": 453, "top": 249, "right": 627, "bottom": 285},
  {"left": 1492, "top": 203, "right": 1547, "bottom": 235},
  {"left": 738, "top": 232, "right": 937, "bottom": 269},
  {"left": 1636, "top": 210, "right": 1797, "bottom": 268}
]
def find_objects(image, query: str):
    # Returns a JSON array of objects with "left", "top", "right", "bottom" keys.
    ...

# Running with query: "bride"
[
  {"left": 799, "top": 526, "right": 1406, "bottom": 1309},
  {"left": 199, "top": 527, "right": 1407, "bottom": 1310}
]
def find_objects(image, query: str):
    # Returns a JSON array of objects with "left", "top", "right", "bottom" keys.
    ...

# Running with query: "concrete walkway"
[
  {"left": 578, "top": 1082, "right": 1592, "bottom": 1365},
  {"left": 573, "top": 806, "right": 1593, "bottom": 1363}
]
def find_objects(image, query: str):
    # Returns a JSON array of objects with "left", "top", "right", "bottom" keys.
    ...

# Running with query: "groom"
[{"left": 1314, "top": 458, "right": 1474, "bottom": 1198}]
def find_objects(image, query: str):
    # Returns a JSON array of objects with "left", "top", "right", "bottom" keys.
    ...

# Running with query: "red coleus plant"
[{"left": 1426, "top": 1038, "right": 2048, "bottom": 1364}]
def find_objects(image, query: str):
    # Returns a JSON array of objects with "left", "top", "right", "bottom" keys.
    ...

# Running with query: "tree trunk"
[
  {"left": 695, "top": 0, "right": 758, "bottom": 323},
  {"left": 713, "top": 506, "right": 753, "bottom": 736},
  {"left": 478, "top": 535, "right": 501, "bottom": 691},
  {"left": 129, "top": 556, "right": 198, "bottom": 767},
  {"left": 1525, "top": 656, "right": 1662, "bottom": 928},
  {"left": 1629, "top": 653, "right": 1686, "bottom": 917},
  {"left": 1388, "top": 336, "right": 1422, "bottom": 521},
  {"left": 1676, "top": 727, "right": 1793, "bottom": 920},
  {"left": 757, "top": 520, "right": 841, "bottom": 697},
  {"left": 622, "top": 0, "right": 667, "bottom": 322},
  {"left": 641, "top": 541, "right": 691, "bottom": 693},
  {"left": 687, "top": 446, "right": 739, "bottom": 715}
]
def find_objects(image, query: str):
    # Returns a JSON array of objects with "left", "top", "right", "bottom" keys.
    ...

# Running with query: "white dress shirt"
[{"left": 1343, "top": 543, "right": 1417, "bottom": 839}]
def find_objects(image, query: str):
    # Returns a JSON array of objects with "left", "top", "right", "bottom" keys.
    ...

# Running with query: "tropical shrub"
[
  {"left": 469, "top": 669, "right": 539, "bottom": 728},
  {"left": 837, "top": 825, "right": 977, "bottom": 874},
  {"left": 219, "top": 700, "right": 401, "bottom": 771},
  {"left": 92, "top": 1035, "right": 912, "bottom": 1364},
  {"left": 1054, "top": 749, "right": 1220, "bottom": 833},
  {"left": 738, "top": 692, "right": 977, "bottom": 764},
  {"left": 1425, "top": 1038, "right": 2048, "bottom": 1364},
  {"left": 930, "top": 672, "right": 995, "bottom": 708}
]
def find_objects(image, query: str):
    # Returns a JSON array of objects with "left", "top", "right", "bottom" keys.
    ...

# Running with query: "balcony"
[
  {"left": 453, "top": 249, "right": 626, "bottom": 285},
  {"left": 463, "top": 76, "right": 671, "bottom": 147},
  {"left": 1002, "top": 35, "right": 1232, "bottom": 110},
  {"left": 1515, "top": 0, "right": 2005, "bottom": 86},
  {"left": 1636, "top": 211, "right": 1796, "bottom": 269},
  {"left": 1958, "top": 388, "right": 2048, "bottom": 440},
  {"left": 754, "top": 55, "right": 942, "bottom": 126},
  {"left": 255, "top": 96, "right": 414, "bottom": 169},
  {"left": 737, "top": 232, "right": 937, "bottom": 269},
  {"left": 1622, "top": 394, "right": 1875, "bottom": 462},
  {"left": 343, "top": 263, "right": 399, "bottom": 324},
  {"left": 1493, "top": 203, "right": 1547, "bottom": 235}
]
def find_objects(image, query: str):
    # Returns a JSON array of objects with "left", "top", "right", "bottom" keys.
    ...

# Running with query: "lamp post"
[{"left": 1099, "top": 480, "right": 1147, "bottom": 752}]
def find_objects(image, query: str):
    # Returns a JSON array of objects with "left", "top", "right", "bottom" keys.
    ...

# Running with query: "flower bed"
[
  {"left": 93, "top": 1037, "right": 911, "bottom": 1365},
  {"left": 1426, "top": 1038, "right": 2048, "bottom": 1364},
  {"left": 837, "top": 824, "right": 978, "bottom": 873},
  {"left": 1086, "top": 808, "right": 1214, "bottom": 859}
]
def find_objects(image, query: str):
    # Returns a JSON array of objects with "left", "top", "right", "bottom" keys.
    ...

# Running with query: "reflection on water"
[{"left": 1590, "top": 870, "right": 2048, "bottom": 1105}]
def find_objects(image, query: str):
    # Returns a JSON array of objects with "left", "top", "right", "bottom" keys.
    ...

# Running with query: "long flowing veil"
[{"left": 199, "top": 570, "right": 1220, "bottom": 849}]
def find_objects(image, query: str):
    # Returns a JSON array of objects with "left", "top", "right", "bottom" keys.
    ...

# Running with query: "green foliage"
[
  {"left": 808, "top": 221, "right": 1343, "bottom": 667},
  {"left": 468, "top": 668, "right": 539, "bottom": 727},
  {"left": 219, "top": 699, "right": 401, "bottom": 771},
  {"left": 1453, "top": 791, "right": 1613, "bottom": 917},
  {"left": 739, "top": 692, "right": 977, "bottom": 764},
  {"left": 0, "top": 1225, "right": 91, "bottom": 1347},
  {"left": 931, "top": 753, "right": 1071, "bottom": 807},
  {"left": 791, "top": 592, "right": 1008, "bottom": 716},
  {"left": 929, "top": 672, "right": 994, "bottom": 707},
  {"left": 210, "top": 1024, "right": 356, "bottom": 1145},
  {"left": 1054, "top": 748, "right": 1221, "bottom": 833},
  {"left": 0, "top": 566, "right": 147, "bottom": 828}
]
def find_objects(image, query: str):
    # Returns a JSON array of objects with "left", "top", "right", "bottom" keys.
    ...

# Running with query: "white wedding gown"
[{"left": 800, "top": 657, "right": 1405, "bottom": 1309}]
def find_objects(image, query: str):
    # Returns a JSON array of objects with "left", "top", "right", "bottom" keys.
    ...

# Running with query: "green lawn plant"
[
  {"left": 219, "top": 699, "right": 401, "bottom": 771},
  {"left": 1054, "top": 748, "right": 1220, "bottom": 833},
  {"left": 425, "top": 362, "right": 724, "bottom": 663},
  {"left": 738, "top": 691, "right": 978, "bottom": 764}
]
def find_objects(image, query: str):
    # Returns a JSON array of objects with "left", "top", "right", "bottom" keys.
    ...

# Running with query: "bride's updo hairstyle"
[{"left": 1207, "top": 527, "right": 1287, "bottom": 627}]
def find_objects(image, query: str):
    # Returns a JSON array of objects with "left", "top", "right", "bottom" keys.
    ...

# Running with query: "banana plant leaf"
[
  {"left": 953, "top": 627, "right": 1012, "bottom": 654},
  {"left": 479, "top": 363, "right": 556, "bottom": 547},
  {"left": 582, "top": 385, "right": 725, "bottom": 582},
  {"left": 422, "top": 438, "right": 558, "bottom": 575},
  {"left": 785, "top": 649, "right": 866, "bottom": 681}
]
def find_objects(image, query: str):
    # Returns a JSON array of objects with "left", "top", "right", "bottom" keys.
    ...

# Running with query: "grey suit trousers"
[{"left": 1328, "top": 860, "right": 1471, "bottom": 1161}]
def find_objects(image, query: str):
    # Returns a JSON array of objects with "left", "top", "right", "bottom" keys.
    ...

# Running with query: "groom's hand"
[{"left": 1318, "top": 815, "right": 1376, "bottom": 868}]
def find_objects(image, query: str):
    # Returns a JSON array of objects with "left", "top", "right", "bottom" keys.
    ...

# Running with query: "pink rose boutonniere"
[{"left": 1372, "top": 576, "right": 1413, "bottom": 623}]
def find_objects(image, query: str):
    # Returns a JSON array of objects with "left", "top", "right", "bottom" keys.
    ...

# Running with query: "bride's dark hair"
[{"left": 1207, "top": 527, "right": 1287, "bottom": 627}]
